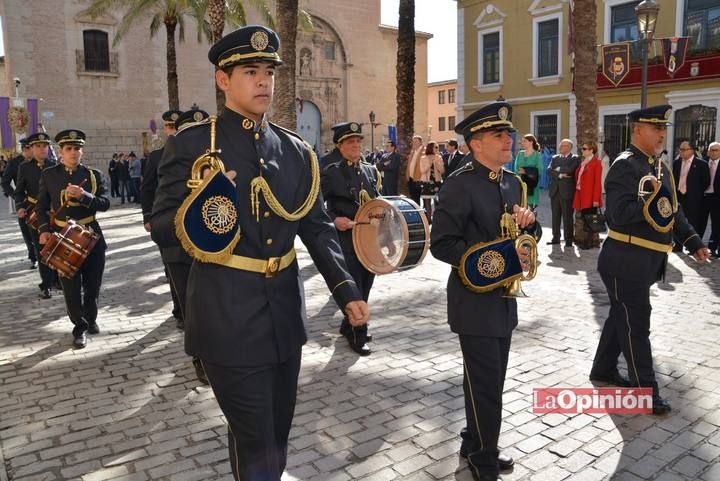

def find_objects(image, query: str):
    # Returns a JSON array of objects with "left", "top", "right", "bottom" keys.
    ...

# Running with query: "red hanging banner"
[
  {"left": 661, "top": 37, "right": 689, "bottom": 77},
  {"left": 601, "top": 43, "right": 631, "bottom": 87}
]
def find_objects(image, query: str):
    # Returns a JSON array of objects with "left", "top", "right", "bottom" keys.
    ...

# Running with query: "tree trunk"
[
  {"left": 165, "top": 20, "right": 180, "bottom": 110},
  {"left": 274, "top": 0, "right": 299, "bottom": 131},
  {"left": 208, "top": 0, "right": 226, "bottom": 113},
  {"left": 573, "top": 0, "right": 598, "bottom": 147},
  {"left": 396, "top": 0, "right": 415, "bottom": 195}
]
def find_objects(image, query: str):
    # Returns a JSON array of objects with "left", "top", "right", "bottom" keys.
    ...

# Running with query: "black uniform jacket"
[
  {"left": 1, "top": 154, "right": 25, "bottom": 197},
  {"left": 14, "top": 158, "right": 55, "bottom": 211},
  {"left": 321, "top": 154, "right": 382, "bottom": 253},
  {"left": 598, "top": 144, "right": 703, "bottom": 283},
  {"left": 36, "top": 164, "right": 110, "bottom": 251},
  {"left": 431, "top": 158, "right": 541, "bottom": 338},
  {"left": 151, "top": 108, "right": 362, "bottom": 367}
]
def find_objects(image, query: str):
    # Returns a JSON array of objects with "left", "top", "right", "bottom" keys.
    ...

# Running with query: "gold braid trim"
[
  {"left": 250, "top": 141, "right": 320, "bottom": 222},
  {"left": 374, "top": 165, "right": 383, "bottom": 194}
]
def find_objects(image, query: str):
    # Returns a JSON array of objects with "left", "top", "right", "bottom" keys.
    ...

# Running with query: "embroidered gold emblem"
[
  {"left": 201, "top": 195, "right": 238, "bottom": 234},
  {"left": 489, "top": 171, "right": 498, "bottom": 180},
  {"left": 242, "top": 118, "right": 255, "bottom": 130},
  {"left": 657, "top": 197, "right": 672, "bottom": 218},
  {"left": 193, "top": 111, "right": 204, "bottom": 122},
  {"left": 648, "top": 158, "right": 655, "bottom": 165},
  {"left": 477, "top": 250, "right": 505, "bottom": 279},
  {"left": 39, "top": 134, "right": 47, "bottom": 141},
  {"left": 350, "top": 123, "right": 359, "bottom": 132},
  {"left": 171, "top": 112, "right": 180, "bottom": 121},
  {"left": 498, "top": 107, "right": 509, "bottom": 120},
  {"left": 251, "top": 31, "right": 269, "bottom": 51},
  {"left": 69, "top": 131, "right": 78, "bottom": 139}
]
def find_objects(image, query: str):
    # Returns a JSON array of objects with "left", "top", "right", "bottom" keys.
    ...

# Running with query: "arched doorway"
[{"left": 297, "top": 100, "right": 321, "bottom": 154}]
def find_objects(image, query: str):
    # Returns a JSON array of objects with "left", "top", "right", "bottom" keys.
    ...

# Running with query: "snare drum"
[
  {"left": 352, "top": 196, "right": 430, "bottom": 275},
  {"left": 40, "top": 220, "right": 98, "bottom": 278},
  {"left": 25, "top": 208, "right": 40, "bottom": 231}
]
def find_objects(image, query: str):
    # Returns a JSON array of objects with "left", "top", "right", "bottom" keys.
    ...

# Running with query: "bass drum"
[
  {"left": 40, "top": 220, "right": 98, "bottom": 278},
  {"left": 352, "top": 196, "right": 430, "bottom": 275}
]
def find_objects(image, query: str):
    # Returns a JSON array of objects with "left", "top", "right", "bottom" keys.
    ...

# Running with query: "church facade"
[{"left": 0, "top": 0, "right": 430, "bottom": 167}]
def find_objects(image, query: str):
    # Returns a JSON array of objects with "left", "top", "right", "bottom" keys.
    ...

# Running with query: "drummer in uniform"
[
  {"left": 431, "top": 102, "right": 539, "bottom": 481},
  {"left": 1, "top": 138, "right": 37, "bottom": 269},
  {"left": 14, "top": 132, "right": 56, "bottom": 299},
  {"left": 144, "top": 108, "right": 210, "bottom": 385},
  {"left": 151, "top": 25, "right": 368, "bottom": 481},
  {"left": 591, "top": 105, "right": 710, "bottom": 414},
  {"left": 321, "top": 122, "right": 382, "bottom": 356},
  {"left": 36, "top": 130, "right": 110, "bottom": 349}
]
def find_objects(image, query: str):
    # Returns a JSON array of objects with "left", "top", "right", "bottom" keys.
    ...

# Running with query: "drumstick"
[
  {"left": 348, "top": 219, "right": 380, "bottom": 227},
  {"left": 54, "top": 179, "right": 88, "bottom": 220}
]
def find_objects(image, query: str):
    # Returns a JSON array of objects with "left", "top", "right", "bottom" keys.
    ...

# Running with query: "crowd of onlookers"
[{"left": 106, "top": 152, "right": 144, "bottom": 204}]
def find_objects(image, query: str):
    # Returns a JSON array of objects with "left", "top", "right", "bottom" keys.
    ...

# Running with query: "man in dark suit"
[
  {"left": 321, "top": 122, "right": 382, "bottom": 355},
  {"left": 151, "top": 26, "right": 368, "bottom": 481},
  {"left": 547, "top": 139, "right": 580, "bottom": 246},
  {"left": 376, "top": 140, "right": 400, "bottom": 195},
  {"left": 432, "top": 102, "right": 540, "bottom": 481},
  {"left": 592, "top": 105, "right": 710, "bottom": 416},
  {"left": 1, "top": 139, "right": 37, "bottom": 269},
  {"left": 442, "top": 139, "right": 464, "bottom": 179},
  {"left": 673, "top": 140, "right": 710, "bottom": 244},
  {"left": 701, "top": 141, "right": 720, "bottom": 256}
]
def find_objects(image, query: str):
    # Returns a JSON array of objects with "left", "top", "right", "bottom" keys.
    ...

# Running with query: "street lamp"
[
  {"left": 369, "top": 111, "right": 376, "bottom": 152},
  {"left": 635, "top": 0, "right": 660, "bottom": 108}
]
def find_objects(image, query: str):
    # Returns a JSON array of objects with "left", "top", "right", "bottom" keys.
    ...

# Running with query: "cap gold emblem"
[
  {"left": 498, "top": 107, "right": 509, "bottom": 121},
  {"left": 242, "top": 118, "right": 255, "bottom": 130},
  {"left": 39, "top": 134, "right": 47, "bottom": 140},
  {"left": 69, "top": 131, "right": 78, "bottom": 139},
  {"left": 250, "top": 31, "right": 269, "bottom": 51},
  {"left": 350, "top": 123, "right": 359, "bottom": 132},
  {"left": 193, "top": 111, "right": 204, "bottom": 122},
  {"left": 171, "top": 113, "right": 180, "bottom": 121}
]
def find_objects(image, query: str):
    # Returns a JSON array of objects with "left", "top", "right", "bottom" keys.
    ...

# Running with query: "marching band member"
[
  {"left": 1, "top": 138, "right": 37, "bottom": 269},
  {"left": 37, "top": 130, "right": 110, "bottom": 348}
]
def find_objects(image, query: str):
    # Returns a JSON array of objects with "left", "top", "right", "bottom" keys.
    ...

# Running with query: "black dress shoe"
[
  {"left": 469, "top": 469, "right": 502, "bottom": 481},
  {"left": 192, "top": 357, "right": 210, "bottom": 385},
  {"left": 73, "top": 333, "right": 87, "bottom": 349},
  {"left": 38, "top": 289, "right": 51, "bottom": 300},
  {"left": 546, "top": 239, "right": 560, "bottom": 245},
  {"left": 346, "top": 336, "right": 371, "bottom": 356},
  {"left": 87, "top": 323, "right": 100, "bottom": 334},
  {"left": 497, "top": 452, "right": 514, "bottom": 471},
  {"left": 176, "top": 317, "right": 185, "bottom": 330},
  {"left": 652, "top": 396, "right": 672, "bottom": 415},
  {"left": 29, "top": 260, "right": 37, "bottom": 269},
  {"left": 589, "top": 371, "right": 633, "bottom": 387}
]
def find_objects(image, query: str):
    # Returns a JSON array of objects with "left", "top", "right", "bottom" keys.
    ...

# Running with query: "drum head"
[{"left": 352, "top": 196, "right": 429, "bottom": 275}]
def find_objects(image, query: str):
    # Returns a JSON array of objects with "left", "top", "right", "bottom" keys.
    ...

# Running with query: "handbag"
[
  {"left": 582, "top": 208, "right": 607, "bottom": 233},
  {"left": 520, "top": 166, "right": 539, "bottom": 196}
]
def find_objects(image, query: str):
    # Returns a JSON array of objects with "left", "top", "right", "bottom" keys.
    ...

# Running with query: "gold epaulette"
[{"left": 176, "top": 117, "right": 212, "bottom": 135}]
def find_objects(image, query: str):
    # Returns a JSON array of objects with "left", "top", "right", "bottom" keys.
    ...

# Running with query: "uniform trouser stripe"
[{"left": 615, "top": 278, "right": 642, "bottom": 388}]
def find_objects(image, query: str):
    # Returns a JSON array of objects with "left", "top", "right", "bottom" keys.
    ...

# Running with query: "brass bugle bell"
[
  {"left": 501, "top": 213, "right": 538, "bottom": 298},
  {"left": 637, "top": 150, "right": 665, "bottom": 200},
  {"left": 187, "top": 115, "right": 226, "bottom": 189}
]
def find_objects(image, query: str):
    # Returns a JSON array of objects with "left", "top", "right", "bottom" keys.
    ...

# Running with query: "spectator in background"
[
  {"left": 377, "top": 140, "right": 400, "bottom": 196},
  {"left": 672, "top": 140, "right": 710, "bottom": 250},
  {"left": 513, "top": 134, "right": 543, "bottom": 210},
  {"left": 573, "top": 141, "right": 604, "bottom": 249},
  {"left": 116, "top": 152, "right": 130, "bottom": 204},
  {"left": 442, "top": 139, "right": 464, "bottom": 180},
  {"left": 108, "top": 153, "right": 119, "bottom": 198},
  {"left": 419, "top": 141, "right": 444, "bottom": 219},
  {"left": 547, "top": 139, "right": 580, "bottom": 247},
  {"left": 129, "top": 152, "right": 143, "bottom": 203},
  {"left": 701, "top": 142, "right": 720, "bottom": 257}
]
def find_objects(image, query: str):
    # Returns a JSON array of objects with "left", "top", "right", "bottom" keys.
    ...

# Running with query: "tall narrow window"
[
  {"left": 324, "top": 41, "right": 335, "bottom": 60},
  {"left": 610, "top": 2, "right": 641, "bottom": 62},
  {"left": 534, "top": 115, "right": 558, "bottom": 154},
  {"left": 83, "top": 30, "right": 110, "bottom": 72},
  {"left": 685, "top": 0, "right": 720, "bottom": 50},
  {"left": 448, "top": 116, "right": 456, "bottom": 131},
  {"left": 438, "top": 90, "right": 446, "bottom": 104},
  {"left": 482, "top": 32, "right": 500, "bottom": 84},
  {"left": 448, "top": 89, "right": 456, "bottom": 103},
  {"left": 438, "top": 117, "right": 446, "bottom": 132},
  {"left": 537, "top": 19, "right": 559, "bottom": 77}
]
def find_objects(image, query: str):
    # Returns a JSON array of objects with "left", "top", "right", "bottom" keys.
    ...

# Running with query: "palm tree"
[
  {"left": 396, "top": 0, "right": 415, "bottom": 194},
  {"left": 83, "top": 0, "right": 212, "bottom": 110},
  {"left": 273, "top": 0, "right": 299, "bottom": 130},
  {"left": 573, "top": 0, "right": 598, "bottom": 146}
]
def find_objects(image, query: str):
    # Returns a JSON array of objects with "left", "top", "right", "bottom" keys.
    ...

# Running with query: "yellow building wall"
[{"left": 427, "top": 80, "right": 458, "bottom": 146}]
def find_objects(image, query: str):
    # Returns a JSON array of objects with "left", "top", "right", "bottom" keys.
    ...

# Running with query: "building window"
[
  {"left": 537, "top": 19, "right": 559, "bottom": 77},
  {"left": 482, "top": 31, "right": 500, "bottom": 84},
  {"left": 448, "top": 116, "right": 456, "bottom": 131},
  {"left": 448, "top": 89, "right": 456, "bottom": 103},
  {"left": 534, "top": 114, "right": 558, "bottom": 154},
  {"left": 684, "top": 0, "right": 720, "bottom": 51},
  {"left": 438, "top": 117, "right": 446, "bottom": 132},
  {"left": 610, "top": 2, "right": 641, "bottom": 62},
  {"left": 438, "top": 90, "right": 446, "bottom": 104},
  {"left": 603, "top": 114, "right": 630, "bottom": 161},
  {"left": 324, "top": 41, "right": 335, "bottom": 60},
  {"left": 83, "top": 30, "right": 110, "bottom": 72}
]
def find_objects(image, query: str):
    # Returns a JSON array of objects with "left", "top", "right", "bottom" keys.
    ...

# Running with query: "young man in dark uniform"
[
  {"left": 591, "top": 105, "right": 710, "bottom": 414},
  {"left": 144, "top": 108, "right": 210, "bottom": 385},
  {"left": 431, "top": 102, "right": 539, "bottom": 481},
  {"left": 14, "top": 132, "right": 56, "bottom": 298},
  {"left": 321, "top": 122, "right": 381, "bottom": 355},
  {"left": 36, "top": 130, "right": 110, "bottom": 348},
  {"left": 1, "top": 139, "right": 37, "bottom": 269},
  {"left": 151, "top": 25, "right": 368, "bottom": 481},
  {"left": 141, "top": 109, "right": 184, "bottom": 325}
]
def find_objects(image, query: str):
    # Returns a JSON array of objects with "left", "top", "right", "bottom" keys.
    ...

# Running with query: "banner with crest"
[
  {"left": 661, "top": 37, "right": 689, "bottom": 77},
  {"left": 0, "top": 97, "right": 39, "bottom": 150},
  {"left": 601, "top": 43, "right": 631, "bottom": 87}
]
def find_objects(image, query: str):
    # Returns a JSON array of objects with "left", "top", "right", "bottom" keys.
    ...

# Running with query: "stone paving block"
[
  {"left": 530, "top": 465, "right": 571, "bottom": 481},
  {"left": 81, "top": 465, "right": 130, "bottom": 481},
  {"left": 148, "top": 459, "right": 197, "bottom": 479},
  {"left": 345, "top": 453, "right": 393, "bottom": 478},
  {"left": 393, "top": 453, "right": 434, "bottom": 476},
  {"left": 515, "top": 434, "right": 552, "bottom": 454},
  {"left": 672, "top": 454, "right": 708, "bottom": 478}
]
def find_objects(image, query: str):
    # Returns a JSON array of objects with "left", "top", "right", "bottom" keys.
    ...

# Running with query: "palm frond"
[
  {"left": 225, "top": 1, "right": 249, "bottom": 28},
  {"left": 177, "top": 14, "right": 186, "bottom": 43},
  {"left": 298, "top": 9, "right": 313, "bottom": 32}
]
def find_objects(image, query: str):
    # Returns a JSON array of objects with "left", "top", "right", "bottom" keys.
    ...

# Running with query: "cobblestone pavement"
[{"left": 1, "top": 192, "right": 719, "bottom": 481}]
